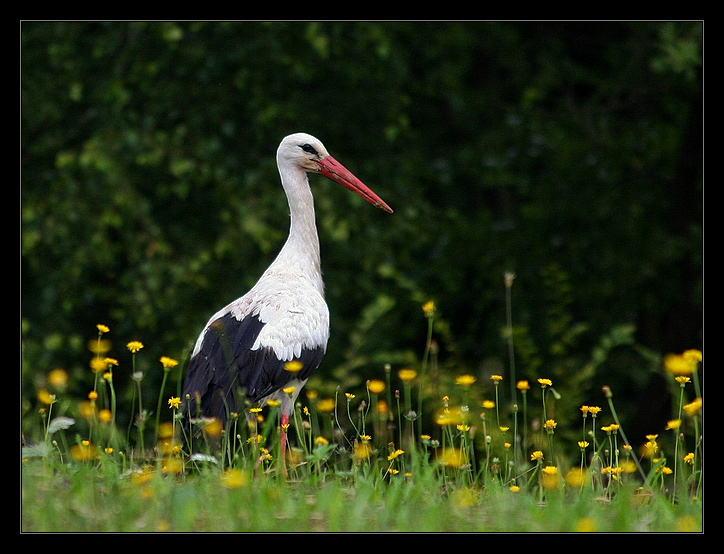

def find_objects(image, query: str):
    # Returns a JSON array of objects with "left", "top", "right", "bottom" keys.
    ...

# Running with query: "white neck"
[{"left": 268, "top": 163, "right": 323, "bottom": 293}]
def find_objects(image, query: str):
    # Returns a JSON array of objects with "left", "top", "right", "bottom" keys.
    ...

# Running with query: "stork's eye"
[{"left": 300, "top": 143, "right": 318, "bottom": 156}]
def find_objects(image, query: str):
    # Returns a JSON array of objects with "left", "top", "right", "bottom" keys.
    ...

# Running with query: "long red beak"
[{"left": 317, "top": 156, "right": 393, "bottom": 214}]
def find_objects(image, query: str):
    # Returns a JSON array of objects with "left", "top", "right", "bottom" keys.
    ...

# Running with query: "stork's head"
[{"left": 277, "top": 133, "right": 393, "bottom": 213}]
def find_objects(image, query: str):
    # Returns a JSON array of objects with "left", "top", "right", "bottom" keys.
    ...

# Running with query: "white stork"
[{"left": 182, "top": 133, "right": 392, "bottom": 467}]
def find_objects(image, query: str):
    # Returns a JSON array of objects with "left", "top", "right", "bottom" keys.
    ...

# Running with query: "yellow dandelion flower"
[
  {"left": 284, "top": 360, "right": 303, "bottom": 373},
  {"left": 37, "top": 389, "right": 56, "bottom": 405},
  {"left": 354, "top": 442, "right": 373, "bottom": 460},
  {"left": 587, "top": 406, "right": 602, "bottom": 416},
  {"left": 130, "top": 466, "right": 155, "bottom": 486},
  {"left": 367, "top": 379, "right": 386, "bottom": 394},
  {"left": 683, "top": 452, "right": 695, "bottom": 464},
  {"left": 157, "top": 441, "right": 177, "bottom": 456},
  {"left": 422, "top": 300, "right": 436, "bottom": 317},
  {"left": 682, "top": 349, "right": 702, "bottom": 363},
  {"left": 96, "top": 324, "right": 110, "bottom": 334},
  {"left": 168, "top": 396, "right": 182, "bottom": 410},
  {"left": 221, "top": 468, "right": 248, "bottom": 489},
  {"left": 665, "top": 419, "right": 681, "bottom": 430},
  {"left": 450, "top": 487, "right": 477, "bottom": 508},
  {"left": 258, "top": 448, "right": 272, "bottom": 462},
  {"left": 574, "top": 518, "right": 597, "bottom": 532},
  {"left": 435, "top": 406, "right": 465, "bottom": 426},
  {"left": 98, "top": 409, "right": 112, "bottom": 423},
  {"left": 316, "top": 398, "right": 336, "bottom": 413},
  {"left": 537, "top": 378, "right": 552, "bottom": 387},
  {"left": 127, "top": 341, "right": 144, "bottom": 353},
  {"left": 482, "top": 400, "right": 495, "bottom": 410},
  {"left": 162, "top": 457, "right": 184, "bottom": 475},
  {"left": 683, "top": 398, "right": 702, "bottom": 416},
  {"left": 160, "top": 356, "right": 179, "bottom": 369},
  {"left": 516, "top": 380, "right": 530, "bottom": 391},
  {"left": 78, "top": 401, "right": 95, "bottom": 419},
  {"left": 578, "top": 441, "right": 589, "bottom": 449},
  {"left": 89, "top": 357, "right": 107, "bottom": 373},
  {"left": 267, "top": 399, "right": 281, "bottom": 407},
  {"left": 642, "top": 440, "right": 658, "bottom": 458},
  {"left": 675, "top": 375, "right": 691, "bottom": 385},
  {"left": 499, "top": 426, "right": 509, "bottom": 432},
  {"left": 246, "top": 434, "right": 265, "bottom": 445},
  {"left": 387, "top": 449, "right": 405, "bottom": 461},
  {"left": 47, "top": 369, "right": 68, "bottom": 389},
  {"left": 88, "top": 391, "right": 98, "bottom": 400},
  {"left": 601, "top": 466, "right": 624, "bottom": 477},
  {"left": 663, "top": 353, "right": 694, "bottom": 375},
  {"left": 398, "top": 368, "right": 417, "bottom": 382},
  {"left": 509, "top": 485, "right": 521, "bottom": 493},
  {"left": 455, "top": 374, "right": 476, "bottom": 386},
  {"left": 565, "top": 467, "right": 587, "bottom": 487},
  {"left": 541, "top": 466, "right": 559, "bottom": 489},
  {"left": 580, "top": 405, "right": 590, "bottom": 415},
  {"left": 314, "top": 436, "right": 329, "bottom": 446},
  {"left": 490, "top": 374, "right": 503, "bottom": 382},
  {"left": 88, "top": 338, "right": 112, "bottom": 354},
  {"left": 677, "top": 515, "right": 700, "bottom": 533},
  {"left": 607, "top": 466, "right": 623, "bottom": 477},
  {"left": 544, "top": 419, "right": 557, "bottom": 431},
  {"left": 70, "top": 441, "right": 98, "bottom": 461},
  {"left": 204, "top": 418, "right": 223, "bottom": 437},
  {"left": 157, "top": 422, "right": 174, "bottom": 439},
  {"left": 531, "top": 450, "right": 544, "bottom": 461},
  {"left": 283, "top": 386, "right": 296, "bottom": 395},
  {"left": 438, "top": 447, "right": 467, "bottom": 468}
]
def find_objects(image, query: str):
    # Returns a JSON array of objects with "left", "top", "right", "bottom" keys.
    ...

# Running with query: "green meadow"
[{"left": 22, "top": 309, "right": 702, "bottom": 533}]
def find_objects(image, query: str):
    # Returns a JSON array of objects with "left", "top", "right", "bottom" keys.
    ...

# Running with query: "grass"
[
  {"left": 21, "top": 305, "right": 703, "bottom": 533},
  {"left": 21, "top": 452, "right": 701, "bottom": 532}
]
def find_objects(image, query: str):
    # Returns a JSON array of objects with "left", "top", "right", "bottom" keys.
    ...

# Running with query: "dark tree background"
[{"left": 21, "top": 21, "right": 702, "bottom": 442}]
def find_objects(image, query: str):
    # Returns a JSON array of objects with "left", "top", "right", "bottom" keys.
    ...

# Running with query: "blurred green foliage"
[{"left": 22, "top": 22, "right": 702, "bottom": 440}]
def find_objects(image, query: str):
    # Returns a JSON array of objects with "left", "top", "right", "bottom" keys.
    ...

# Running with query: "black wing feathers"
[{"left": 181, "top": 312, "right": 324, "bottom": 425}]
